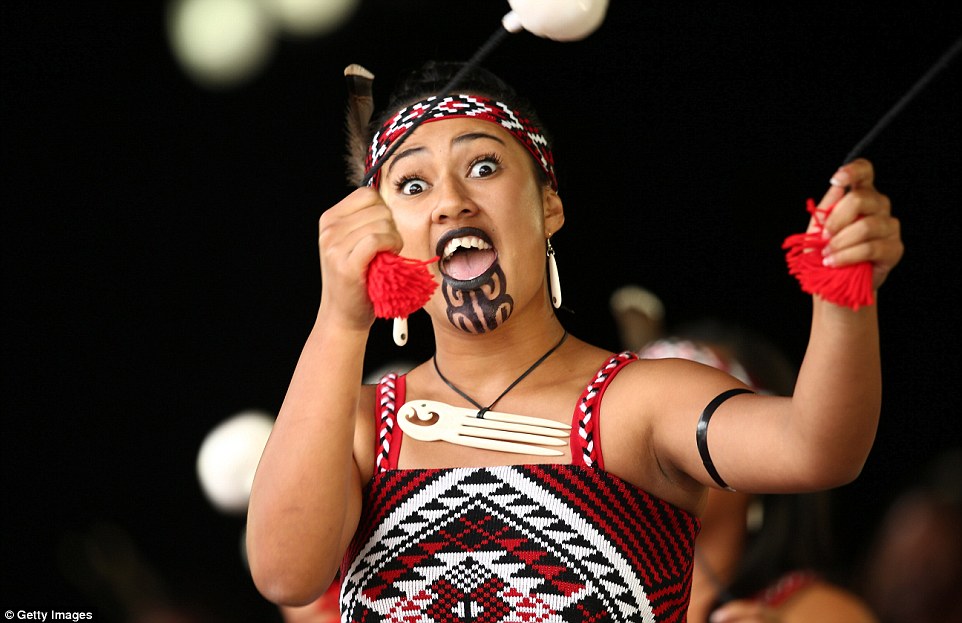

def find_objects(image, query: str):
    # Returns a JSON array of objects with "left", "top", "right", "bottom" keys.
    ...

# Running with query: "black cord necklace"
[{"left": 433, "top": 330, "right": 569, "bottom": 418}]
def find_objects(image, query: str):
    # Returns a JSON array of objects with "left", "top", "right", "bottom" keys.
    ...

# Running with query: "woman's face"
[{"left": 379, "top": 117, "right": 563, "bottom": 335}]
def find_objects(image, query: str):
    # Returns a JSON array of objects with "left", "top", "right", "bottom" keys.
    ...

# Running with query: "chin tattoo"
[{"left": 443, "top": 266, "right": 514, "bottom": 334}]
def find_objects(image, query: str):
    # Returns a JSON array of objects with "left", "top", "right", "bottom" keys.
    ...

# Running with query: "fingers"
[
  {"left": 319, "top": 188, "right": 403, "bottom": 272},
  {"left": 822, "top": 187, "right": 890, "bottom": 238},
  {"left": 710, "top": 599, "right": 780, "bottom": 622},
  {"left": 816, "top": 159, "right": 904, "bottom": 287},
  {"left": 815, "top": 158, "right": 876, "bottom": 214},
  {"left": 822, "top": 214, "right": 901, "bottom": 267},
  {"left": 829, "top": 158, "right": 875, "bottom": 190},
  {"left": 315, "top": 188, "right": 405, "bottom": 326}
]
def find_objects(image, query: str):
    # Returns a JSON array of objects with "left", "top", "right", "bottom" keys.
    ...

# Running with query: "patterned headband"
[{"left": 365, "top": 94, "right": 558, "bottom": 191}]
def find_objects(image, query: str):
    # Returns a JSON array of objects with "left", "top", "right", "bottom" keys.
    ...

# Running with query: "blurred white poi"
[
  {"left": 260, "top": 0, "right": 360, "bottom": 37},
  {"left": 167, "top": 0, "right": 360, "bottom": 87},
  {"left": 167, "top": 0, "right": 275, "bottom": 88},
  {"left": 196, "top": 410, "right": 275, "bottom": 513}
]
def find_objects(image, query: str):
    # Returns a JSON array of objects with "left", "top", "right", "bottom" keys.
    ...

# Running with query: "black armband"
[{"left": 696, "top": 388, "right": 754, "bottom": 490}]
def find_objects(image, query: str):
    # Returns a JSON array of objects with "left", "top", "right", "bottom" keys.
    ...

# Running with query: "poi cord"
[
  {"left": 842, "top": 36, "right": 961, "bottom": 165},
  {"left": 784, "top": 35, "right": 960, "bottom": 310}
]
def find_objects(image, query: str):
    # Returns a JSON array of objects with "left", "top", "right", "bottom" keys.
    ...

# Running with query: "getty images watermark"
[{"left": 5, "top": 612, "right": 93, "bottom": 621}]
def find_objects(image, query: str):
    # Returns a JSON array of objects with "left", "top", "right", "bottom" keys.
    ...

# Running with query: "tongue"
[{"left": 444, "top": 248, "right": 496, "bottom": 281}]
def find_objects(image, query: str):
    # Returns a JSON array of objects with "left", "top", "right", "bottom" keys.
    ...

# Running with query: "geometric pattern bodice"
[{"left": 340, "top": 353, "right": 700, "bottom": 623}]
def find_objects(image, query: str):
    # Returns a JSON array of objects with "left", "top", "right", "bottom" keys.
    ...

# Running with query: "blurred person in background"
[{"left": 856, "top": 448, "right": 962, "bottom": 623}]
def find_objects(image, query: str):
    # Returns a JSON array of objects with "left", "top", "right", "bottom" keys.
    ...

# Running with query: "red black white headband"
[{"left": 364, "top": 94, "right": 558, "bottom": 191}]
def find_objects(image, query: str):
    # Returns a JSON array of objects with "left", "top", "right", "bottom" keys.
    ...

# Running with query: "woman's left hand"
[{"left": 817, "top": 158, "right": 904, "bottom": 291}]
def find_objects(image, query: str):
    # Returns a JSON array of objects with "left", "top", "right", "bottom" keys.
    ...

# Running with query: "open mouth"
[{"left": 435, "top": 227, "right": 498, "bottom": 283}]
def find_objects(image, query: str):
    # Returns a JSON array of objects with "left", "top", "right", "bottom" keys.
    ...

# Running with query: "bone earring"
[
  {"left": 393, "top": 317, "right": 408, "bottom": 346},
  {"left": 547, "top": 238, "right": 562, "bottom": 309}
]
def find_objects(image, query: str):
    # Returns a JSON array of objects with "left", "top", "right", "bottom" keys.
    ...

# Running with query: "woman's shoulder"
[{"left": 598, "top": 350, "right": 741, "bottom": 404}]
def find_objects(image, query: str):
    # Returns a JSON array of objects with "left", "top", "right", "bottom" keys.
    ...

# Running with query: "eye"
[
  {"left": 468, "top": 154, "right": 501, "bottom": 178},
  {"left": 396, "top": 176, "right": 429, "bottom": 195}
]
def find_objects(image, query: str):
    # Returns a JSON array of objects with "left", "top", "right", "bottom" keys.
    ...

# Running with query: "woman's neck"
[{"left": 428, "top": 311, "right": 568, "bottom": 396}]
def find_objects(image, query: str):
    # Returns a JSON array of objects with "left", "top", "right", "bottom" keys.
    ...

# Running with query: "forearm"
[
  {"left": 247, "top": 311, "right": 369, "bottom": 604},
  {"left": 790, "top": 296, "right": 882, "bottom": 485}
]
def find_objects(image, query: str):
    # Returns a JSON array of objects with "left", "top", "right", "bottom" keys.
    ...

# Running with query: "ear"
[{"left": 542, "top": 187, "right": 565, "bottom": 235}]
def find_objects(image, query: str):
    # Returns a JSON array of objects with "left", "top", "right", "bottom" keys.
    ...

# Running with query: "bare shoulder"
[
  {"left": 588, "top": 358, "right": 704, "bottom": 505},
  {"left": 602, "top": 355, "right": 745, "bottom": 415},
  {"left": 781, "top": 580, "right": 878, "bottom": 623},
  {"left": 594, "top": 355, "right": 754, "bottom": 510}
]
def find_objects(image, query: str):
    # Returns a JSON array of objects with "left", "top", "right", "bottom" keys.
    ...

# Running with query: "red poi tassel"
[
  {"left": 366, "top": 252, "right": 439, "bottom": 319},
  {"left": 782, "top": 199, "right": 873, "bottom": 311}
]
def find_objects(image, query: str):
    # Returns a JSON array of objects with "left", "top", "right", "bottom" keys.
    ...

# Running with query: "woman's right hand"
[{"left": 316, "top": 187, "right": 403, "bottom": 329}]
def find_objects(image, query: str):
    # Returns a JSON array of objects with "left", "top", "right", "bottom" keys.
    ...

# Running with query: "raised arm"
[
  {"left": 247, "top": 187, "right": 403, "bottom": 605},
  {"left": 657, "top": 159, "right": 903, "bottom": 494}
]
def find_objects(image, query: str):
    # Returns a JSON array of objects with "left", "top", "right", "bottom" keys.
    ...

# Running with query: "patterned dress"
[{"left": 340, "top": 353, "right": 700, "bottom": 623}]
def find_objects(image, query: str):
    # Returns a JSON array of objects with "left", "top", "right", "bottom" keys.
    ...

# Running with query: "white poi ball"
[
  {"left": 167, "top": 0, "right": 275, "bottom": 88},
  {"left": 259, "top": 0, "right": 360, "bottom": 37},
  {"left": 196, "top": 410, "right": 275, "bottom": 513},
  {"left": 503, "top": 0, "right": 609, "bottom": 41}
]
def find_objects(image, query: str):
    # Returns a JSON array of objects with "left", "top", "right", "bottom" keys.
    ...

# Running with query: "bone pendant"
[{"left": 396, "top": 399, "right": 570, "bottom": 456}]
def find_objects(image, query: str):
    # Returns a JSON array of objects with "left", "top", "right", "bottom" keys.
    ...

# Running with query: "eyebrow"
[{"left": 386, "top": 131, "right": 507, "bottom": 175}]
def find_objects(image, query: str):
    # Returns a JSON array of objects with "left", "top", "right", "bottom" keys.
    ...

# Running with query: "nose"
[{"left": 431, "top": 175, "right": 477, "bottom": 224}]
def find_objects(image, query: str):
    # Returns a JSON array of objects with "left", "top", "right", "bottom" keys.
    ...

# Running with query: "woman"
[{"left": 246, "top": 61, "right": 903, "bottom": 622}]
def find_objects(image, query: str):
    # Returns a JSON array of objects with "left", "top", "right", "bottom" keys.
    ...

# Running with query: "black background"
[{"left": 3, "top": 1, "right": 961, "bottom": 621}]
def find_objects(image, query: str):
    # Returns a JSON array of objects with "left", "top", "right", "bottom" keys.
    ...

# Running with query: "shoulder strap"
[
  {"left": 571, "top": 351, "right": 639, "bottom": 469},
  {"left": 374, "top": 373, "right": 406, "bottom": 473}
]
